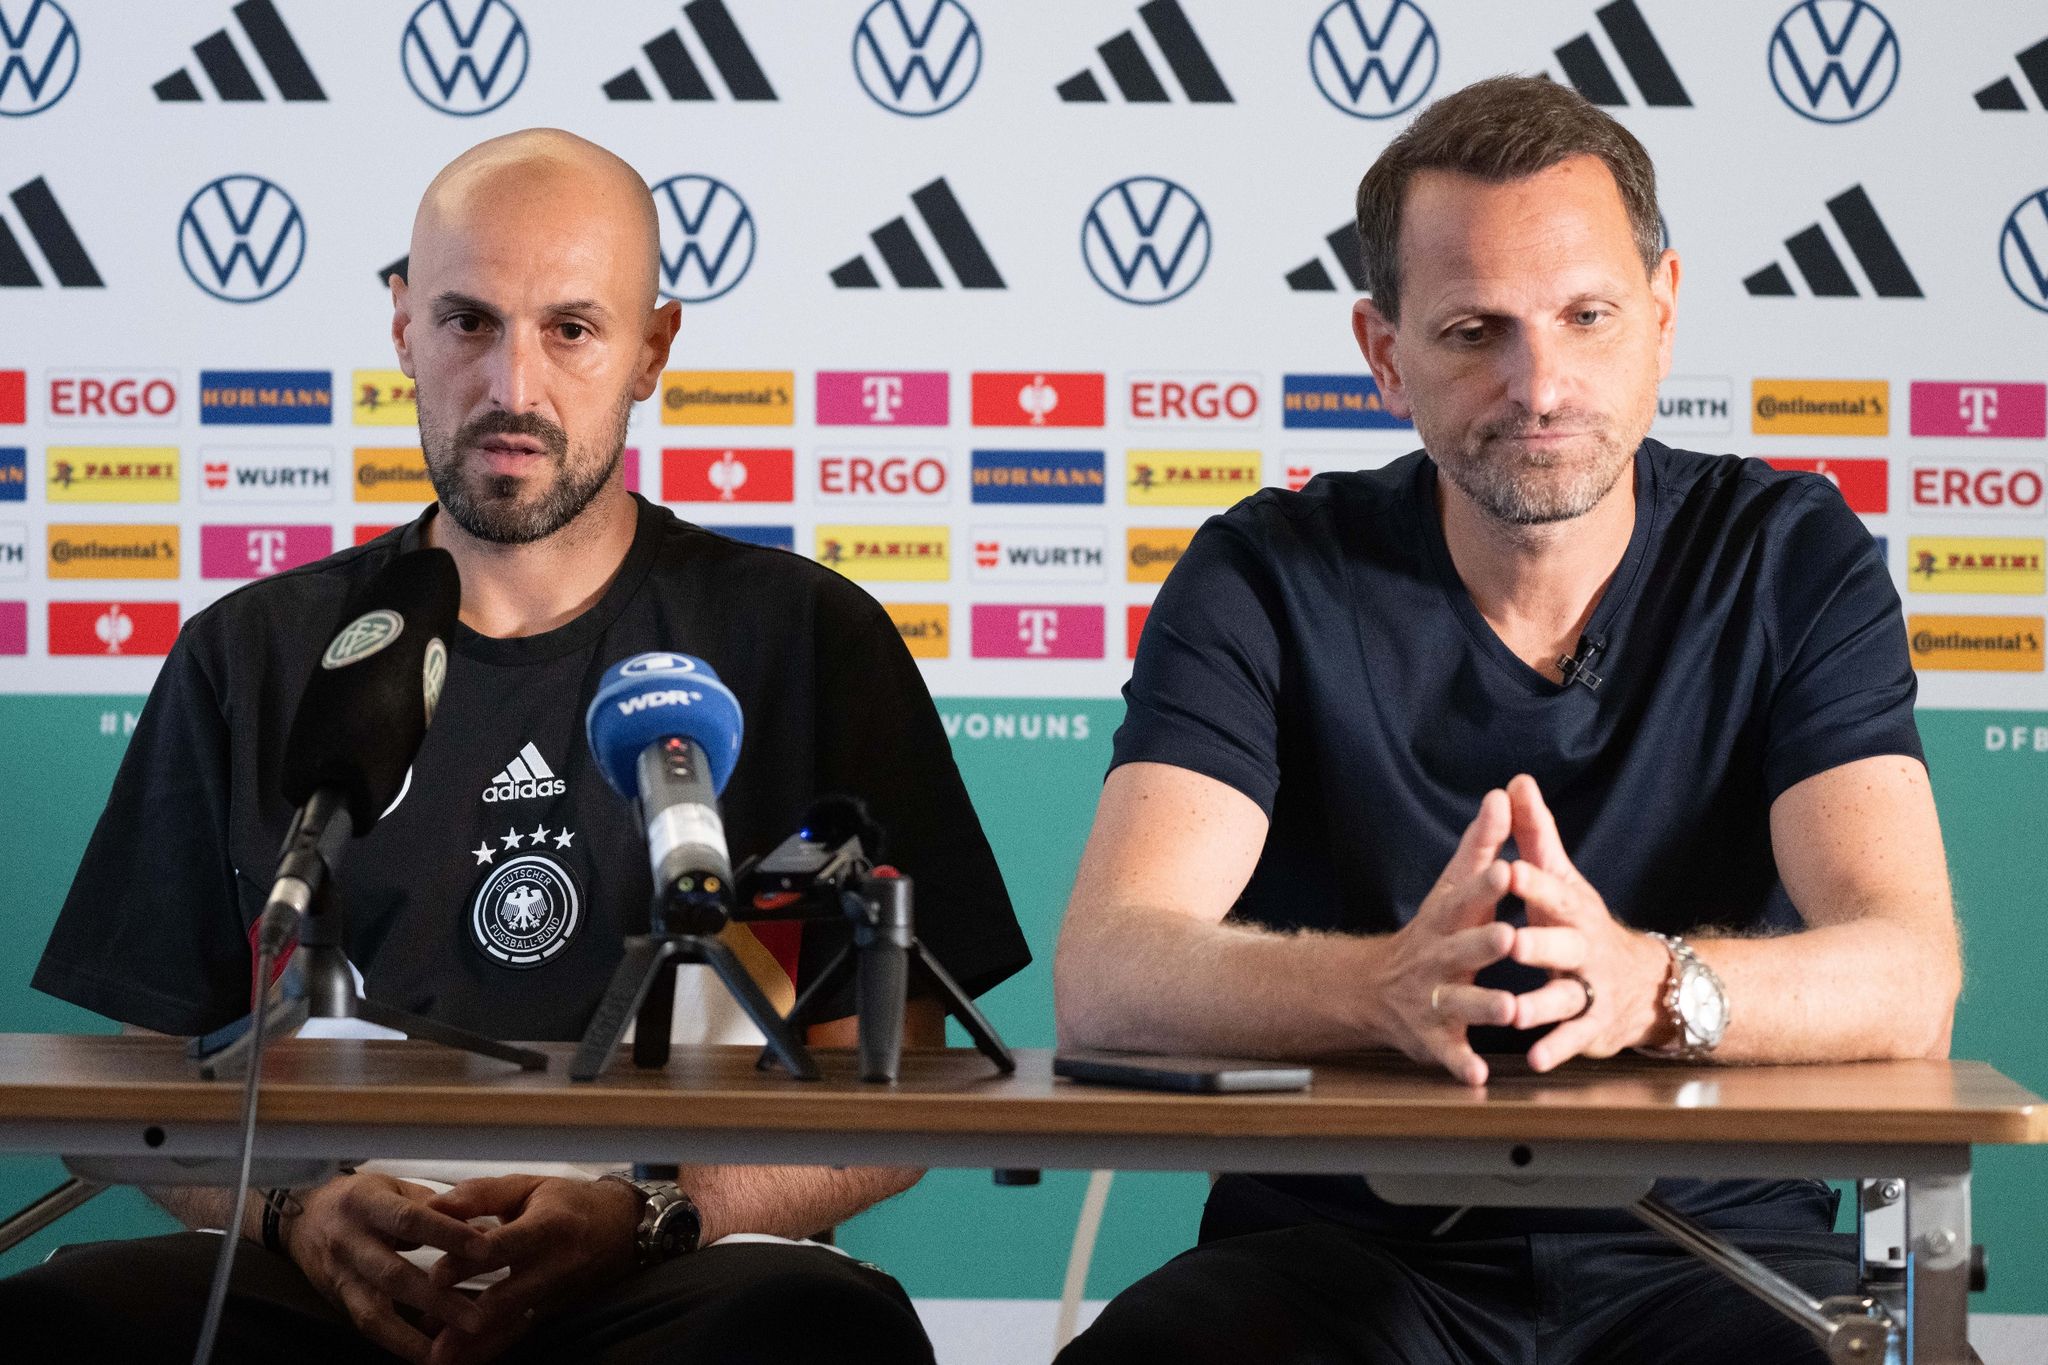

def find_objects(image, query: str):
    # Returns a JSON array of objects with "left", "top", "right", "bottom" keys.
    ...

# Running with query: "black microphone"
[
  {"left": 1557, "top": 633, "right": 1606, "bottom": 692},
  {"left": 259, "top": 548, "right": 461, "bottom": 955}
]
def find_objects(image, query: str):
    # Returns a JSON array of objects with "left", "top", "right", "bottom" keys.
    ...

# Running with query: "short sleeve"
[
  {"left": 1113, "top": 514, "right": 1286, "bottom": 814},
  {"left": 1763, "top": 479, "right": 1923, "bottom": 801},
  {"left": 32, "top": 631, "right": 258, "bottom": 1033}
]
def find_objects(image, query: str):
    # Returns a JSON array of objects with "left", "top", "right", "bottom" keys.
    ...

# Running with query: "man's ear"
[
  {"left": 635, "top": 300, "right": 682, "bottom": 401},
  {"left": 1353, "top": 297, "right": 1413, "bottom": 419},
  {"left": 1650, "top": 248, "right": 1680, "bottom": 382},
  {"left": 390, "top": 274, "right": 415, "bottom": 380}
]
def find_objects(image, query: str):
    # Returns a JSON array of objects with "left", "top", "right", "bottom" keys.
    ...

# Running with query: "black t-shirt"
[
  {"left": 37, "top": 495, "right": 1028, "bottom": 1043},
  {"left": 1114, "top": 442, "right": 1922, "bottom": 1236}
]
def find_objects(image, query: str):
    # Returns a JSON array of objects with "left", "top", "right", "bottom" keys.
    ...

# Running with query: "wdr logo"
[
  {"left": 651, "top": 175, "right": 755, "bottom": 303},
  {"left": 1083, "top": 177, "right": 1209, "bottom": 305},
  {"left": 1769, "top": 0, "right": 1898, "bottom": 124},
  {"left": 0, "top": 0, "right": 79, "bottom": 117},
  {"left": 402, "top": 0, "right": 527, "bottom": 116},
  {"left": 2002, "top": 189, "right": 2048, "bottom": 315},
  {"left": 1308, "top": 0, "right": 1437, "bottom": 120},
  {"left": 854, "top": 0, "right": 980, "bottom": 117},
  {"left": 178, "top": 175, "right": 305, "bottom": 303}
]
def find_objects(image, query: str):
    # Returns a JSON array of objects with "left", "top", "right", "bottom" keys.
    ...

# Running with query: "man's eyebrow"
[
  {"left": 430, "top": 290, "right": 499, "bottom": 316},
  {"left": 548, "top": 298, "right": 614, "bottom": 320}
]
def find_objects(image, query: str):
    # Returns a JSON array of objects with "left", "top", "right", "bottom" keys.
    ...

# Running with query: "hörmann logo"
[
  {"left": 47, "top": 371, "right": 178, "bottom": 424},
  {"left": 199, "top": 369, "right": 331, "bottom": 425},
  {"left": 969, "top": 450, "right": 1106, "bottom": 504},
  {"left": 1282, "top": 374, "right": 1411, "bottom": 429},
  {"left": 662, "top": 370, "right": 794, "bottom": 425},
  {"left": 1910, "top": 461, "right": 2046, "bottom": 515},
  {"left": 1752, "top": 380, "right": 1888, "bottom": 435},
  {"left": 0, "top": 448, "right": 23, "bottom": 499}
]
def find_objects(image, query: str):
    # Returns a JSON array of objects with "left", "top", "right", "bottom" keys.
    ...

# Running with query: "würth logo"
[
  {"left": 1057, "top": 0, "right": 1230, "bottom": 104},
  {"left": 604, "top": 0, "right": 774, "bottom": 102},
  {"left": 1286, "top": 220, "right": 1371, "bottom": 292},
  {"left": 1551, "top": 0, "right": 1689, "bottom": 107},
  {"left": 155, "top": 0, "right": 325, "bottom": 102},
  {"left": 0, "top": 176, "right": 100, "bottom": 288},
  {"left": 484, "top": 741, "right": 565, "bottom": 803},
  {"left": 1744, "top": 184, "right": 1920, "bottom": 299},
  {"left": 830, "top": 177, "right": 1003, "bottom": 289},
  {"left": 1977, "top": 36, "right": 2048, "bottom": 111},
  {"left": 0, "top": 0, "right": 80, "bottom": 116}
]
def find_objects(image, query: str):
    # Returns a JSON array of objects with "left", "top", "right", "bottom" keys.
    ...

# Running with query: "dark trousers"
[{"left": 0, "top": 1232, "right": 934, "bottom": 1365}]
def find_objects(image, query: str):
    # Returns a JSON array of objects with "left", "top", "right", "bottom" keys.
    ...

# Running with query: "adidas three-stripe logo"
[
  {"left": 1286, "top": 221, "right": 1371, "bottom": 292},
  {"left": 1057, "top": 0, "right": 1231, "bottom": 104},
  {"left": 1745, "top": 184, "right": 1921, "bottom": 299},
  {"left": 1553, "top": 0, "right": 1689, "bottom": 107},
  {"left": 155, "top": 0, "right": 324, "bottom": 102},
  {"left": 831, "top": 177, "right": 1002, "bottom": 289},
  {"left": 0, "top": 176, "right": 101, "bottom": 288},
  {"left": 1976, "top": 36, "right": 2048, "bottom": 111},
  {"left": 484, "top": 742, "right": 566, "bottom": 803},
  {"left": 605, "top": 0, "right": 775, "bottom": 102}
]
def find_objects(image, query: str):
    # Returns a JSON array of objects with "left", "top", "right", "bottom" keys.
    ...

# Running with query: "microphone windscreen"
[
  {"left": 585, "top": 653, "right": 744, "bottom": 799},
  {"left": 280, "top": 547, "right": 460, "bottom": 831}
]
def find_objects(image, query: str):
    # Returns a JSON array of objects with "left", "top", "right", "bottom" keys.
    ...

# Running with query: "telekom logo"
[
  {"left": 862, "top": 376, "right": 905, "bottom": 422},
  {"left": 247, "top": 529, "right": 287, "bottom": 574},
  {"left": 1018, "top": 608, "right": 1058, "bottom": 655},
  {"left": 1959, "top": 388, "right": 1998, "bottom": 435}
]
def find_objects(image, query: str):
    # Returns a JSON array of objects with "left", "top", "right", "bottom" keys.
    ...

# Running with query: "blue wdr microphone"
[{"left": 586, "top": 653, "right": 744, "bottom": 923}]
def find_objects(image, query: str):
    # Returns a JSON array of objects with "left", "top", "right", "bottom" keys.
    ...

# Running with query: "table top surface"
[{"left": 0, "top": 1035, "right": 2042, "bottom": 1147}]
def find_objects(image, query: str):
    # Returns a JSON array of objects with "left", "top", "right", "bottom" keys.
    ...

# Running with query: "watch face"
[{"left": 1680, "top": 969, "right": 1727, "bottom": 1041}]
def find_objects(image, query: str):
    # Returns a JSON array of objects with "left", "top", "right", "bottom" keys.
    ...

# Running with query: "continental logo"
[
  {"left": 1907, "top": 538, "right": 2046, "bottom": 594},
  {"left": 46, "top": 448, "right": 180, "bottom": 502},
  {"left": 1127, "top": 527, "right": 1194, "bottom": 582},
  {"left": 814, "top": 524, "right": 948, "bottom": 581},
  {"left": 1126, "top": 450, "right": 1260, "bottom": 506},
  {"left": 353, "top": 447, "right": 433, "bottom": 502},
  {"left": 352, "top": 370, "right": 418, "bottom": 426},
  {"left": 47, "top": 524, "right": 181, "bottom": 579},
  {"left": 883, "top": 603, "right": 949, "bottom": 659},
  {"left": 1751, "top": 380, "right": 1888, "bottom": 435},
  {"left": 1908, "top": 615, "right": 2044, "bottom": 672},
  {"left": 661, "top": 370, "right": 795, "bottom": 425}
]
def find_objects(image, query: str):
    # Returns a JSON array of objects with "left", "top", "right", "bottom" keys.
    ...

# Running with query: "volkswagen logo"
[
  {"left": 853, "top": 0, "right": 981, "bottom": 117},
  {"left": 1308, "top": 0, "right": 1437, "bottom": 120},
  {"left": 651, "top": 174, "right": 756, "bottom": 303},
  {"left": 2001, "top": 188, "right": 2048, "bottom": 315},
  {"left": 0, "top": 0, "right": 80, "bottom": 117},
  {"left": 178, "top": 174, "right": 307, "bottom": 304},
  {"left": 1082, "top": 176, "right": 1211, "bottom": 306},
  {"left": 401, "top": 0, "right": 528, "bottom": 116},
  {"left": 1768, "top": 0, "right": 1898, "bottom": 124}
]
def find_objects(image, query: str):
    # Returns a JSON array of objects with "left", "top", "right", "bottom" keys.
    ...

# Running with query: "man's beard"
[
  {"left": 1423, "top": 405, "right": 1644, "bottom": 527},
  {"left": 420, "top": 394, "right": 631, "bottom": 545}
]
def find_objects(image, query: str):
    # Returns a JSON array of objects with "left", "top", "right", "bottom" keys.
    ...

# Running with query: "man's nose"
[
  {"left": 1501, "top": 329, "right": 1567, "bottom": 418},
  {"left": 486, "top": 327, "right": 544, "bottom": 414}
]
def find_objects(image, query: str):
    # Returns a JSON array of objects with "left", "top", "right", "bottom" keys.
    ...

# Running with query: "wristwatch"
[
  {"left": 1642, "top": 932, "right": 1729, "bottom": 1060},
  {"left": 599, "top": 1173, "right": 703, "bottom": 1266}
]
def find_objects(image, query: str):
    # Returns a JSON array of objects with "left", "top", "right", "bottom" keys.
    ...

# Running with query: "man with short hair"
[
  {"left": 5, "top": 129, "right": 1028, "bottom": 1365},
  {"left": 1055, "top": 76, "right": 1957, "bottom": 1364}
]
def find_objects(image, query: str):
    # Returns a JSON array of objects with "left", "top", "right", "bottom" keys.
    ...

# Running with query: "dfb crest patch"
[{"left": 470, "top": 853, "right": 581, "bottom": 968}]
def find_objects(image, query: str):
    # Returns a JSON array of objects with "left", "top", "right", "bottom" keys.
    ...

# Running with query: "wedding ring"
[
  {"left": 1563, "top": 971, "right": 1594, "bottom": 1021},
  {"left": 1430, "top": 983, "right": 1448, "bottom": 1015}
]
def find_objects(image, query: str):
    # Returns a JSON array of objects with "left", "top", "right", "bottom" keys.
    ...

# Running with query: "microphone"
[
  {"left": 260, "top": 548, "right": 461, "bottom": 955},
  {"left": 586, "top": 653, "right": 745, "bottom": 925},
  {"left": 1557, "top": 633, "right": 1606, "bottom": 692}
]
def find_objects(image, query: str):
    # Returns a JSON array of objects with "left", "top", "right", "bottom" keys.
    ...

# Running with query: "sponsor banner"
[
  {"left": 1271, "top": 450, "right": 1409, "bottom": 491},
  {"left": 46, "top": 448, "right": 179, "bottom": 502},
  {"left": 351, "top": 370, "right": 418, "bottom": 426},
  {"left": 970, "top": 604, "right": 1105, "bottom": 659},
  {"left": 1909, "top": 382, "right": 2047, "bottom": 439},
  {"left": 1760, "top": 457, "right": 1888, "bottom": 514},
  {"left": 1984, "top": 720, "right": 2048, "bottom": 753},
  {"left": 661, "top": 448, "right": 795, "bottom": 502},
  {"left": 884, "top": 603, "right": 950, "bottom": 659},
  {"left": 706, "top": 525, "right": 795, "bottom": 551},
  {"left": 355, "top": 525, "right": 398, "bottom": 546},
  {"left": 1126, "top": 527, "right": 1194, "bottom": 583},
  {"left": 353, "top": 447, "right": 433, "bottom": 502},
  {"left": 816, "top": 450, "right": 949, "bottom": 503},
  {"left": 198, "top": 369, "right": 334, "bottom": 425},
  {"left": 660, "top": 371, "right": 796, "bottom": 426},
  {"left": 970, "top": 450, "right": 1105, "bottom": 504},
  {"left": 1906, "top": 538, "right": 2046, "bottom": 595},
  {"left": 1126, "top": 372, "right": 1261, "bottom": 429},
  {"left": 968, "top": 525, "right": 1107, "bottom": 583},
  {"left": 0, "top": 601, "right": 23, "bottom": 655},
  {"left": 1282, "top": 374, "right": 1411, "bottom": 429},
  {"left": 1909, "top": 461, "right": 2047, "bottom": 516},
  {"left": 970, "top": 372, "right": 1105, "bottom": 427},
  {"left": 0, "top": 449, "right": 23, "bottom": 501},
  {"left": 1127, "top": 603, "right": 1149, "bottom": 659},
  {"left": 1909, "top": 615, "right": 2044, "bottom": 672},
  {"left": 49, "top": 601, "right": 180, "bottom": 656},
  {"left": 47, "top": 524, "right": 180, "bottom": 579},
  {"left": 198, "top": 447, "right": 335, "bottom": 503},
  {"left": 816, "top": 371, "right": 947, "bottom": 426},
  {"left": 1127, "top": 449, "right": 1261, "bottom": 506},
  {"left": 814, "top": 525, "right": 948, "bottom": 580},
  {"left": 199, "top": 525, "right": 334, "bottom": 579},
  {"left": 46, "top": 370, "right": 179, "bottom": 424},
  {"left": 0, "top": 522, "right": 25, "bottom": 579},
  {"left": 1655, "top": 377, "right": 1734, "bottom": 434},
  {"left": 1750, "top": 380, "right": 1889, "bottom": 435},
  {"left": 0, "top": 371, "right": 23, "bottom": 423}
]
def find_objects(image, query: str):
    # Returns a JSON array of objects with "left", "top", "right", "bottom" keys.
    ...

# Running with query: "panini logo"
[
  {"left": 1908, "top": 539, "right": 2046, "bottom": 595},
  {"left": 1751, "top": 380, "right": 1888, "bottom": 435},
  {"left": 1282, "top": 374, "right": 1411, "bottom": 429},
  {"left": 969, "top": 525, "right": 1107, "bottom": 583},
  {"left": 661, "top": 370, "right": 794, "bottom": 425},
  {"left": 969, "top": 450, "right": 1106, "bottom": 504},
  {"left": 352, "top": 370, "right": 418, "bottom": 426},
  {"left": 354, "top": 447, "right": 433, "bottom": 502},
  {"left": 47, "top": 524, "right": 180, "bottom": 579},
  {"left": 1127, "top": 527, "right": 1193, "bottom": 582},
  {"left": 855, "top": 0, "right": 982, "bottom": 116},
  {"left": 0, "top": 175, "right": 101, "bottom": 287},
  {"left": 1551, "top": 0, "right": 1690, "bottom": 107},
  {"left": 201, "top": 447, "right": 333, "bottom": 502},
  {"left": 46, "top": 448, "right": 179, "bottom": 502},
  {"left": 200, "top": 369, "right": 332, "bottom": 425},
  {"left": 1127, "top": 450, "right": 1261, "bottom": 506},
  {"left": 815, "top": 524, "right": 949, "bottom": 581},
  {"left": 604, "top": 0, "right": 775, "bottom": 102},
  {"left": 1744, "top": 184, "right": 1921, "bottom": 298},
  {"left": 1056, "top": 0, "right": 1230, "bottom": 104},
  {"left": 47, "top": 371, "right": 179, "bottom": 424},
  {"left": 154, "top": 0, "right": 326, "bottom": 102},
  {"left": 1286, "top": 220, "right": 1372, "bottom": 292},
  {"left": 1655, "top": 377, "right": 1733, "bottom": 434},
  {"left": 1975, "top": 35, "right": 2048, "bottom": 111},
  {"left": 1909, "top": 615, "right": 2044, "bottom": 672},
  {"left": 883, "top": 602, "right": 950, "bottom": 659},
  {"left": 830, "top": 176, "right": 1003, "bottom": 290}
]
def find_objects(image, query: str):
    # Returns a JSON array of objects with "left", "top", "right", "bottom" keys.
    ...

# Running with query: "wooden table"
[{"left": 0, "top": 1035, "right": 2040, "bottom": 1363}]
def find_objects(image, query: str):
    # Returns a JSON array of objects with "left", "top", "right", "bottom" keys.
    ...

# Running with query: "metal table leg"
[
  {"left": 0, "top": 1176, "right": 107, "bottom": 1256},
  {"left": 1904, "top": 1170, "right": 1972, "bottom": 1365}
]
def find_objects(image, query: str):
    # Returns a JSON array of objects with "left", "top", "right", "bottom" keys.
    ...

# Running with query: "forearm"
[
  {"left": 677, "top": 1163, "right": 922, "bottom": 1246},
  {"left": 141, "top": 1183, "right": 264, "bottom": 1240}
]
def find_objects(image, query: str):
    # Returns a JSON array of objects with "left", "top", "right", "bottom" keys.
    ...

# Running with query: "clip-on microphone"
[{"left": 1558, "top": 634, "right": 1606, "bottom": 692}]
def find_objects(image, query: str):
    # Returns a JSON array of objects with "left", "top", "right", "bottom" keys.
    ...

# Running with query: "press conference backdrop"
[{"left": 1, "top": 0, "right": 2044, "bottom": 1342}]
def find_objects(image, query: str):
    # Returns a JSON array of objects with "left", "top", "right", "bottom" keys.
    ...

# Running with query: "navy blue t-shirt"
[{"left": 1113, "top": 441, "right": 1922, "bottom": 1237}]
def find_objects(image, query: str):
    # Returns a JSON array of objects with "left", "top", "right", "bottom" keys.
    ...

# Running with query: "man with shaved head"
[{"left": 8, "top": 130, "right": 1027, "bottom": 1365}]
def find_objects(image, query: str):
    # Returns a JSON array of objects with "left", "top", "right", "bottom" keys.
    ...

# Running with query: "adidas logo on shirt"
[{"left": 483, "top": 741, "right": 566, "bottom": 803}]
